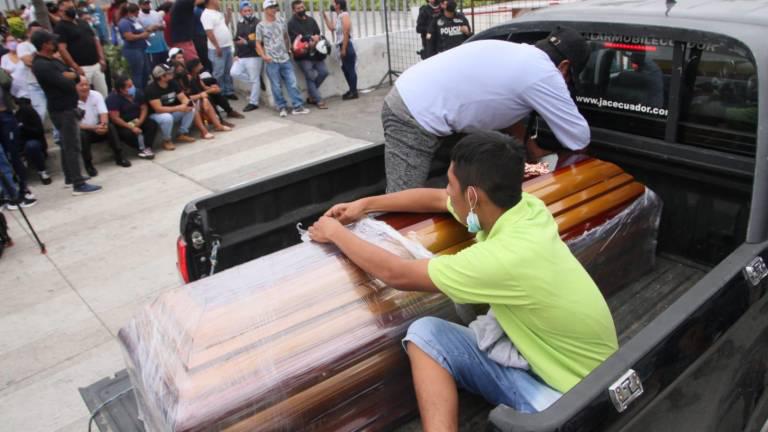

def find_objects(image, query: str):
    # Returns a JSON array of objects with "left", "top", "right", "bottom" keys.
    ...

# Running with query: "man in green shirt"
[{"left": 308, "top": 131, "right": 618, "bottom": 430}]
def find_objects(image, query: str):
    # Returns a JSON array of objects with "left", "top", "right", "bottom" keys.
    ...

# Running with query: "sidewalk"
[{"left": 0, "top": 87, "right": 387, "bottom": 431}]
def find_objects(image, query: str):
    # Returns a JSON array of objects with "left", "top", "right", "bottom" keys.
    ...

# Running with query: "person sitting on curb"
[
  {"left": 307, "top": 131, "right": 618, "bottom": 430},
  {"left": 144, "top": 64, "right": 196, "bottom": 150},
  {"left": 77, "top": 75, "right": 132, "bottom": 177},
  {"left": 170, "top": 60, "right": 231, "bottom": 139},
  {"left": 106, "top": 75, "right": 159, "bottom": 160}
]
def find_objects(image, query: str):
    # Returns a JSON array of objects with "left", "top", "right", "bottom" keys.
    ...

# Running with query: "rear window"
[
  {"left": 574, "top": 33, "right": 674, "bottom": 140},
  {"left": 679, "top": 46, "right": 758, "bottom": 155}
]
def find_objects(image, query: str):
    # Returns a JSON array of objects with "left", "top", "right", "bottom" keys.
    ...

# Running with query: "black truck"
[{"left": 176, "top": 0, "right": 768, "bottom": 430}]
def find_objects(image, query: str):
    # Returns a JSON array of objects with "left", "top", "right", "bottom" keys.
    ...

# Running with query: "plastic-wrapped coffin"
[{"left": 119, "top": 158, "right": 661, "bottom": 431}]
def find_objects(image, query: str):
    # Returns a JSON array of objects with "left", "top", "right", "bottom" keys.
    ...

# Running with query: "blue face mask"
[
  {"left": 465, "top": 187, "right": 482, "bottom": 234},
  {"left": 127, "top": 86, "right": 136, "bottom": 97}
]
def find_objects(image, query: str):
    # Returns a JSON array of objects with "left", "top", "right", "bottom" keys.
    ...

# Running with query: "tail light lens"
[{"left": 177, "top": 236, "right": 190, "bottom": 284}]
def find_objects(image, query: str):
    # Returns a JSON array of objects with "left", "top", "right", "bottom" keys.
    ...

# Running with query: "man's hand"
[
  {"left": 308, "top": 216, "right": 344, "bottom": 243},
  {"left": 460, "top": 25, "right": 469, "bottom": 35},
  {"left": 236, "top": 37, "right": 246, "bottom": 46},
  {"left": 177, "top": 104, "right": 193, "bottom": 112},
  {"left": 63, "top": 71, "right": 78, "bottom": 80},
  {"left": 131, "top": 126, "right": 142, "bottom": 135},
  {"left": 215, "top": 46, "right": 223, "bottom": 57},
  {"left": 98, "top": 59, "right": 106, "bottom": 72},
  {"left": 340, "top": 48, "right": 347, "bottom": 58},
  {"left": 325, "top": 200, "right": 366, "bottom": 225},
  {"left": 95, "top": 123, "right": 109, "bottom": 135},
  {"left": 263, "top": 55, "right": 273, "bottom": 63},
  {"left": 75, "top": 65, "right": 85, "bottom": 76}
]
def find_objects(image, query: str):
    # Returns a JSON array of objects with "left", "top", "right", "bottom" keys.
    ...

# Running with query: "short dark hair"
[
  {"left": 450, "top": 131, "right": 524, "bottom": 209},
  {"left": 291, "top": 0, "right": 303, "bottom": 9},
  {"left": 115, "top": 74, "right": 132, "bottom": 90},
  {"left": 335, "top": 0, "right": 347, "bottom": 11},
  {"left": 156, "top": 1, "right": 173, "bottom": 12},
  {"left": 445, "top": 0, "right": 457, "bottom": 12},
  {"left": 30, "top": 30, "right": 57, "bottom": 50}
]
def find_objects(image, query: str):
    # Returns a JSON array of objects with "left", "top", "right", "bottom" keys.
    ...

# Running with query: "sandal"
[
  {"left": 215, "top": 125, "right": 232, "bottom": 132},
  {"left": 202, "top": 133, "right": 215, "bottom": 139},
  {"left": 317, "top": 101, "right": 328, "bottom": 110}
]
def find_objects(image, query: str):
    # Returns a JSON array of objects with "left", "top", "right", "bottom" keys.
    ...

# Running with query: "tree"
[{"left": 32, "top": 0, "right": 52, "bottom": 30}]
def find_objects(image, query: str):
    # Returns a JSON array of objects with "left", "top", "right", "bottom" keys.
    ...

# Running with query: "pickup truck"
[{"left": 175, "top": 0, "right": 768, "bottom": 430}]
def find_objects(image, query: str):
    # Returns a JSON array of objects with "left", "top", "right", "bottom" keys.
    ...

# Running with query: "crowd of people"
[{"left": 0, "top": 0, "right": 360, "bottom": 209}]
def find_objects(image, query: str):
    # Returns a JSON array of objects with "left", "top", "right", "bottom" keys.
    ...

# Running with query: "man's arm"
[
  {"left": 202, "top": 12, "right": 222, "bottom": 56},
  {"left": 255, "top": 39, "right": 271, "bottom": 62},
  {"left": 108, "top": 110, "right": 133, "bottom": 129},
  {"left": 136, "top": 103, "right": 148, "bottom": 125},
  {"left": 309, "top": 216, "right": 439, "bottom": 292},
  {"left": 523, "top": 75, "right": 590, "bottom": 150},
  {"left": 94, "top": 36, "right": 106, "bottom": 71},
  {"left": 148, "top": 98, "right": 186, "bottom": 113},
  {"left": 325, "top": 188, "right": 448, "bottom": 224},
  {"left": 57, "top": 42, "right": 83, "bottom": 74}
]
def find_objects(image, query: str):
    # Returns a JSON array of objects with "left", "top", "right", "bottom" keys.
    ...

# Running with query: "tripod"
[{"left": 0, "top": 168, "right": 46, "bottom": 254}]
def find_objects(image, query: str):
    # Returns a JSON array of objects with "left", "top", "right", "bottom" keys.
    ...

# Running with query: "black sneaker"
[
  {"left": 85, "top": 163, "right": 98, "bottom": 177},
  {"left": 342, "top": 91, "right": 359, "bottom": 100},
  {"left": 38, "top": 170, "right": 52, "bottom": 185},
  {"left": 225, "top": 94, "right": 239, "bottom": 100},
  {"left": 243, "top": 104, "right": 259, "bottom": 112},
  {"left": 116, "top": 158, "right": 132, "bottom": 168},
  {"left": 5, "top": 197, "right": 37, "bottom": 210}
]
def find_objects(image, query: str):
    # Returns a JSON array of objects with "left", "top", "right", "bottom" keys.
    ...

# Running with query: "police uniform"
[{"left": 426, "top": 12, "right": 471, "bottom": 54}]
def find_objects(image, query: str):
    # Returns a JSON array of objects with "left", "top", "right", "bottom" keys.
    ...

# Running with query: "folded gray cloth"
[{"left": 469, "top": 310, "right": 529, "bottom": 369}]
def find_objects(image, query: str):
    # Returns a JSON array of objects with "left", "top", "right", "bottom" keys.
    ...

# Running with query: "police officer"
[
  {"left": 381, "top": 27, "right": 592, "bottom": 192},
  {"left": 425, "top": 0, "right": 470, "bottom": 55},
  {"left": 415, "top": 0, "right": 441, "bottom": 59}
]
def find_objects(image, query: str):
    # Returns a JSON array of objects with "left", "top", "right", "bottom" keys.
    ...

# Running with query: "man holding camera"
[
  {"left": 31, "top": 30, "right": 101, "bottom": 195},
  {"left": 288, "top": 0, "right": 328, "bottom": 109}
]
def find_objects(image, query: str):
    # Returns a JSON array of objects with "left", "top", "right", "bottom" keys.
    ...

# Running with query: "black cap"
[
  {"left": 140, "top": 0, "right": 151, "bottom": 4},
  {"left": 535, "top": 27, "right": 590, "bottom": 75},
  {"left": 30, "top": 30, "right": 59, "bottom": 50}
]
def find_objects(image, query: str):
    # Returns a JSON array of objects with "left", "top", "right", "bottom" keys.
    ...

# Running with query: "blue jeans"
[
  {"left": 340, "top": 41, "right": 358, "bottom": 92},
  {"left": 122, "top": 47, "right": 149, "bottom": 89},
  {"left": 0, "top": 145, "right": 17, "bottom": 199},
  {"left": 23, "top": 139, "right": 46, "bottom": 172},
  {"left": 297, "top": 59, "right": 328, "bottom": 102},
  {"left": 403, "top": 317, "right": 562, "bottom": 413},
  {"left": 230, "top": 57, "right": 263, "bottom": 106},
  {"left": 265, "top": 61, "right": 304, "bottom": 111},
  {"left": 0, "top": 112, "right": 27, "bottom": 194},
  {"left": 150, "top": 110, "right": 195, "bottom": 141},
  {"left": 209, "top": 47, "right": 235, "bottom": 96}
]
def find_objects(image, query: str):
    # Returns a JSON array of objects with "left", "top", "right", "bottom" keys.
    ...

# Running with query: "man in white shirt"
[
  {"left": 77, "top": 76, "right": 131, "bottom": 176},
  {"left": 201, "top": 0, "right": 236, "bottom": 98},
  {"left": 382, "top": 27, "right": 592, "bottom": 192},
  {"left": 17, "top": 22, "right": 48, "bottom": 125}
]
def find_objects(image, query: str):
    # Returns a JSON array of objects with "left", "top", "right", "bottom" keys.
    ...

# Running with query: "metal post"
[
  {"left": 383, "top": 0, "right": 393, "bottom": 85},
  {"left": 470, "top": 0, "right": 475, "bottom": 35}
]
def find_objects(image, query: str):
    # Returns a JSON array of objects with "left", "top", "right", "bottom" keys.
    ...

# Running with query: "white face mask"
[{"left": 465, "top": 186, "right": 482, "bottom": 234}]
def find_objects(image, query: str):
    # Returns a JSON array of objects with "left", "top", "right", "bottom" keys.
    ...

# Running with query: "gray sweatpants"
[{"left": 382, "top": 89, "right": 441, "bottom": 193}]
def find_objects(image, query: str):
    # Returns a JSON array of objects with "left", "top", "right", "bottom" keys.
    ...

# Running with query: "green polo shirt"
[{"left": 428, "top": 192, "right": 618, "bottom": 393}]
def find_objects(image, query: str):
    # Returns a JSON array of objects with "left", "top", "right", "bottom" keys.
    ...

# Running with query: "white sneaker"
[
  {"left": 279, "top": 108, "right": 288, "bottom": 118},
  {"left": 138, "top": 148, "right": 155, "bottom": 159},
  {"left": 291, "top": 107, "right": 310, "bottom": 115},
  {"left": 24, "top": 190, "right": 35, "bottom": 200}
]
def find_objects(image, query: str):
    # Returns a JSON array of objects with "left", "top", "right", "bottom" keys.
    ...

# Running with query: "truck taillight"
[{"left": 177, "top": 236, "right": 190, "bottom": 284}]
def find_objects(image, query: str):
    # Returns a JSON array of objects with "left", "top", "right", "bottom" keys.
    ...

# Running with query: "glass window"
[
  {"left": 679, "top": 46, "right": 757, "bottom": 155},
  {"left": 573, "top": 34, "right": 675, "bottom": 139}
]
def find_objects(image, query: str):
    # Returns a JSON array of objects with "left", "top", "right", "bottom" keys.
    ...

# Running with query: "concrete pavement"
[{"left": 0, "top": 88, "right": 386, "bottom": 431}]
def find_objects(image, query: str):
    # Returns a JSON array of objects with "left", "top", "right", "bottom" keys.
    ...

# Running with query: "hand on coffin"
[
  {"left": 308, "top": 216, "right": 344, "bottom": 243},
  {"left": 324, "top": 200, "right": 366, "bottom": 225}
]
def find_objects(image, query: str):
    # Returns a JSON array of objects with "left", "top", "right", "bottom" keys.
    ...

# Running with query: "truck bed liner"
[{"left": 609, "top": 254, "right": 709, "bottom": 345}]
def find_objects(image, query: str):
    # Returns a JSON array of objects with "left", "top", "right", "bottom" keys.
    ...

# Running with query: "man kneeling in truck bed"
[{"left": 308, "top": 131, "right": 618, "bottom": 430}]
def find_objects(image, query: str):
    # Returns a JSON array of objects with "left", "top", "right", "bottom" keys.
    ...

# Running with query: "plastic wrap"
[
  {"left": 119, "top": 157, "right": 661, "bottom": 431},
  {"left": 566, "top": 188, "right": 662, "bottom": 297}
]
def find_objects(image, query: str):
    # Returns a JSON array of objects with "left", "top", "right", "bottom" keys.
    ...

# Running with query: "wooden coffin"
[{"left": 119, "top": 157, "right": 660, "bottom": 431}]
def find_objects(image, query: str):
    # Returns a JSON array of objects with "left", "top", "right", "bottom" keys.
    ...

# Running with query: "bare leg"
[
  {"left": 193, "top": 109, "right": 209, "bottom": 136},
  {"left": 407, "top": 342, "right": 459, "bottom": 432},
  {"left": 201, "top": 98, "right": 225, "bottom": 130}
]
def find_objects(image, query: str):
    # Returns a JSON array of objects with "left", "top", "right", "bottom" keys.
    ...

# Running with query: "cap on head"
[
  {"left": 535, "top": 26, "right": 590, "bottom": 76},
  {"left": 167, "top": 47, "right": 183, "bottom": 61},
  {"left": 263, "top": 0, "right": 277, "bottom": 8},
  {"left": 152, "top": 63, "right": 172, "bottom": 79},
  {"left": 239, "top": 0, "right": 252, "bottom": 9}
]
